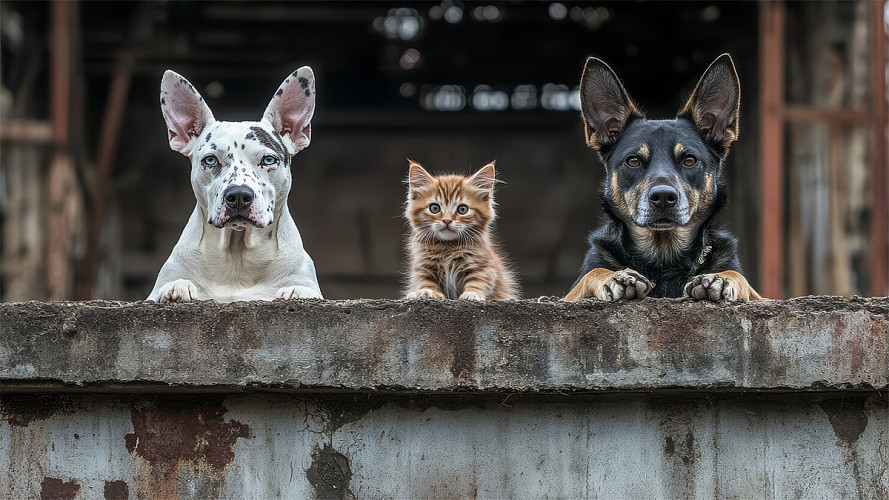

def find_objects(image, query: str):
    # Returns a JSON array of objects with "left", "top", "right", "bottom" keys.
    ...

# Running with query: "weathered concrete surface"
[
  {"left": 1, "top": 298, "right": 888, "bottom": 498},
  {"left": 1, "top": 297, "right": 887, "bottom": 392},
  {"left": 1, "top": 393, "right": 887, "bottom": 499}
]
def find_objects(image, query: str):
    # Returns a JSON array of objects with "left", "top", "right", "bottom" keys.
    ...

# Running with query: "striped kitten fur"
[{"left": 404, "top": 160, "right": 519, "bottom": 301}]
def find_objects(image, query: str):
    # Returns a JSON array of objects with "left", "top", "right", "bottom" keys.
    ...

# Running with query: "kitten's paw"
[
  {"left": 157, "top": 279, "right": 199, "bottom": 303},
  {"left": 459, "top": 292, "right": 484, "bottom": 301},
  {"left": 683, "top": 271, "right": 761, "bottom": 302},
  {"left": 276, "top": 285, "right": 323, "bottom": 300},
  {"left": 563, "top": 268, "right": 653, "bottom": 302},
  {"left": 405, "top": 288, "right": 445, "bottom": 300}
]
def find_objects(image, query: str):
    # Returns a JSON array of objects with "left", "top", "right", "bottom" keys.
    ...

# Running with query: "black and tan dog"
[{"left": 564, "top": 54, "right": 761, "bottom": 302}]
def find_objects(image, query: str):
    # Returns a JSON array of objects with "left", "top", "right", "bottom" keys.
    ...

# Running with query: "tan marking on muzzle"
[
  {"left": 687, "top": 172, "right": 715, "bottom": 223},
  {"left": 684, "top": 180, "right": 701, "bottom": 219},
  {"left": 610, "top": 170, "right": 627, "bottom": 215},
  {"left": 625, "top": 177, "right": 649, "bottom": 219}
]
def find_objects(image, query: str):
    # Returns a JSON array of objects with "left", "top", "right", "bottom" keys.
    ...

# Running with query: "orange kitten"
[{"left": 404, "top": 160, "right": 519, "bottom": 301}]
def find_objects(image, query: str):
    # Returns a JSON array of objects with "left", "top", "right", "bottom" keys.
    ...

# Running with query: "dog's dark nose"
[
  {"left": 649, "top": 185, "right": 678, "bottom": 209},
  {"left": 224, "top": 185, "right": 254, "bottom": 210}
]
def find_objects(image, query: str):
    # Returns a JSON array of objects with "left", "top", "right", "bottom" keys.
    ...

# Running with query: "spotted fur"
[
  {"left": 148, "top": 67, "right": 322, "bottom": 302},
  {"left": 404, "top": 161, "right": 518, "bottom": 301},
  {"left": 565, "top": 54, "right": 761, "bottom": 302}
]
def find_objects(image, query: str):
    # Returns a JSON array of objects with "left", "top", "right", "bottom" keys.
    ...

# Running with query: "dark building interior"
[{"left": 1, "top": 1, "right": 767, "bottom": 299}]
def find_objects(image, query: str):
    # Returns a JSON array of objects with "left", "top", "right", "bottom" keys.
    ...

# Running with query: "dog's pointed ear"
[
  {"left": 160, "top": 70, "right": 215, "bottom": 155},
  {"left": 680, "top": 54, "right": 740, "bottom": 149},
  {"left": 264, "top": 66, "right": 316, "bottom": 156},
  {"left": 469, "top": 161, "right": 496, "bottom": 191},
  {"left": 408, "top": 160, "right": 434, "bottom": 191},
  {"left": 580, "top": 57, "right": 642, "bottom": 150}
]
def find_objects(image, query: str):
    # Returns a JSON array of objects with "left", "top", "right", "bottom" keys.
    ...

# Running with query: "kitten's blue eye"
[
  {"left": 682, "top": 155, "right": 697, "bottom": 168},
  {"left": 202, "top": 155, "right": 218, "bottom": 168},
  {"left": 261, "top": 155, "right": 279, "bottom": 166},
  {"left": 625, "top": 156, "right": 641, "bottom": 168},
  {"left": 429, "top": 203, "right": 441, "bottom": 214},
  {"left": 457, "top": 204, "right": 469, "bottom": 215}
]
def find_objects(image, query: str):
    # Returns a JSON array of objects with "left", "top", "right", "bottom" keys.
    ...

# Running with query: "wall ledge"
[{"left": 2, "top": 296, "right": 887, "bottom": 394}]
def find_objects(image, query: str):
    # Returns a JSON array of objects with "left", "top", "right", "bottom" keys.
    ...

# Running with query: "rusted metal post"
[
  {"left": 47, "top": 0, "right": 73, "bottom": 300},
  {"left": 759, "top": 0, "right": 786, "bottom": 299},
  {"left": 868, "top": 0, "right": 888, "bottom": 297}
]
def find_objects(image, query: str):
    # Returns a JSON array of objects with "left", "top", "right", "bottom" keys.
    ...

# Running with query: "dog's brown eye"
[
  {"left": 625, "top": 156, "right": 641, "bottom": 168},
  {"left": 682, "top": 155, "right": 697, "bottom": 167},
  {"left": 457, "top": 204, "right": 469, "bottom": 214},
  {"left": 429, "top": 203, "right": 441, "bottom": 214}
]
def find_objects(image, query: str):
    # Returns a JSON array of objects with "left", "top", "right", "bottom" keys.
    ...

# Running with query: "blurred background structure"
[{"left": 0, "top": 0, "right": 886, "bottom": 301}]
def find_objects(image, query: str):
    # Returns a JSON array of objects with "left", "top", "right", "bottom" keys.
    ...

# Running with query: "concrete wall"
[{"left": 2, "top": 297, "right": 888, "bottom": 498}]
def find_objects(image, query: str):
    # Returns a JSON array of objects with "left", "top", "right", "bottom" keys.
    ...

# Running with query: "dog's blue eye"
[
  {"left": 429, "top": 203, "right": 441, "bottom": 214},
  {"left": 625, "top": 156, "right": 642, "bottom": 168},
  {"left": 261, "top": 155, "right": 279, "bottom": 166},
  {"left": 202, "top": 155, "right": 218, "bottom": 168},
  {"left": 682, "top": 155, "right": 698, "bottom": 167},
  {"left": 457, "top": 204, "right": 469, "bottom": 215}
]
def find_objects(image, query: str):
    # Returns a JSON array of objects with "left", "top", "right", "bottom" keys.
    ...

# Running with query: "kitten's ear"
[
  {"left": 580, "top": 57, "right": 642, "bottom": 150},
  {"left": 469, "top": 161, "right": 496, "bottom": 191},
  {"left": 264, "top": 66, "right": 316, "bottom": 155},
  {"left": 160, "top": 70, "right": 215, "bottom": 156},
  {"left": 408, "top": 161, "right": 434, "bottom": 190},
  {"left": 679, "top": 54, "right": 740, "bottom": 150}
]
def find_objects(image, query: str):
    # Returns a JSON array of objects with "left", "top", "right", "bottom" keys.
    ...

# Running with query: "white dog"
[{"left": 148, "top": 68, "right": 323, "bottom": 302}]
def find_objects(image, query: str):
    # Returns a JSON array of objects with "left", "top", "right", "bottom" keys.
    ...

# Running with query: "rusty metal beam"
[
  {"left": 759, "top": 0, "right": 786, "bottom": 299},
  {"left": 868, "top": 0, "right": 888, "bottom": 297},
  {"left": 47, "top": 0, "right": 74, "bottom": 300}
]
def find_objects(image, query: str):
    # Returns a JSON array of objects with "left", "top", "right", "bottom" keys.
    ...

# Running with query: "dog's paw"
[
  {"left": 683, "top": 271, "right": 761, "bottom": 302},
  {"left": 459, "top": 292, "right": 484, "bottom": 301},
  {"left": 405, "top": 288, "right": 445, "bottom": 300},
  {"left": 599, "top": 269, "right": 654, "bottom": 301},
  {"left": 563, "top": 268, "right": 653, "bottom": 302},
  {"left": 276, "top": 286, "right": 323, "bottom": 300},
  {"left": 157, "top": 279, "right": 199, "bottom": 303}
]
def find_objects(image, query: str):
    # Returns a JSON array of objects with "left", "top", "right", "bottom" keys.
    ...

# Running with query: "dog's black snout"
[
  {"left": 224, "top": 185, "right": 255, "bottom": 210},
  {"left": 649, "top": 185, "right": 678, "bottom": 209}
]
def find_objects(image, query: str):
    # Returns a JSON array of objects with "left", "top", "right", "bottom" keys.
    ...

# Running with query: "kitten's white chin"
[{"left": 434, "top": 230, "right": 459, "bottom": 241}]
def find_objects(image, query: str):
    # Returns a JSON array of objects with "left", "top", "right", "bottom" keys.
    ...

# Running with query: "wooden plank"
[
  {"left": 786, "top": 124, "right": 807, "bottom": 297},
  {"left": 827, "top": 124, "right": 851, "bottom": 294},
  {"left": 759, "top": 0, "right": 786, "bottom": 299},
  {"left": 868, "top": 0, "right": 888, "bottom": 297},
  {"left": 0, "top": 121, "right": 53, "bottom": 144},
  {"left": 783, "top": 105, "right": 871, "bottom": 124}
]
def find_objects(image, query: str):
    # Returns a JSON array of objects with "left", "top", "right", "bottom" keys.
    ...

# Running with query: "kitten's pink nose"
[{"left": 441, "top": 219, "right": 452, "bottom": 226}]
